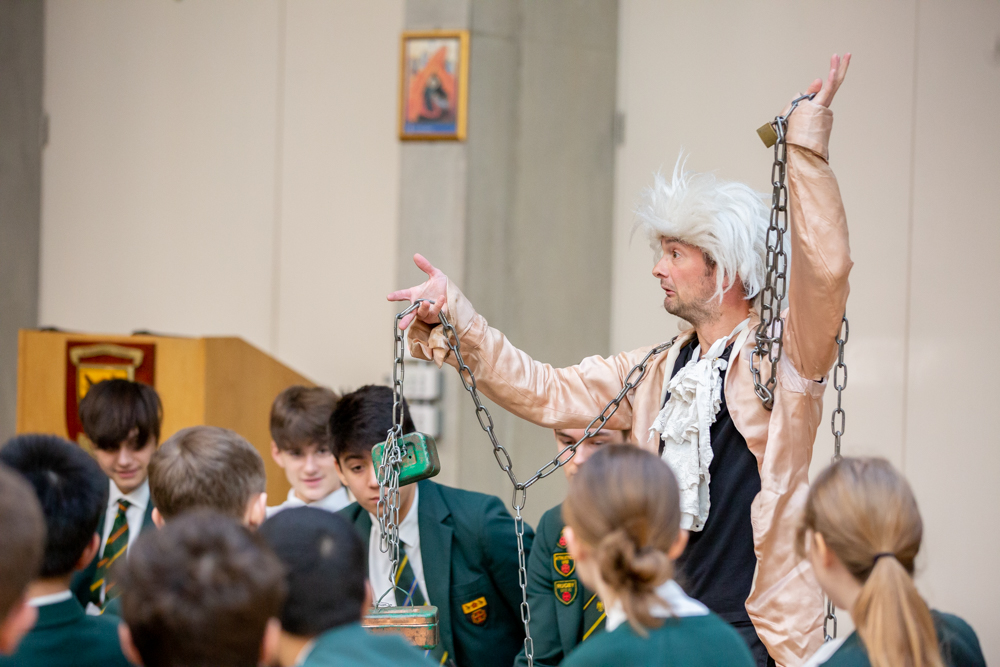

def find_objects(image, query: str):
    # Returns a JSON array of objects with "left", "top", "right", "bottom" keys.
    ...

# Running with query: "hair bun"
[{"left": 597, "top": 529, "right": 670, "bottom": 594}]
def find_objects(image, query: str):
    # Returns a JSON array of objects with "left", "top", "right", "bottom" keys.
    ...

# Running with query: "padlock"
[
  {"left": 362, "top": 605, "right": 440, "bottom": 650},
  {"left": 371, "top": 432, "right": 441, "bottom": 486},
  {"left": 757, "top": 122, "right": 778, "bottom": 148}
]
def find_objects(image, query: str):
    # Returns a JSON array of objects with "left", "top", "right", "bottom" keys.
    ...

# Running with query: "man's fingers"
[
  {"left": 399, "top": 312, "right": 416, "bottom": 330},
  {"left": 387, "top": 289, "right": 413, "bottom": 302},
  {"left": 413, "top": 253, "right": 438, "bottom": 278}
]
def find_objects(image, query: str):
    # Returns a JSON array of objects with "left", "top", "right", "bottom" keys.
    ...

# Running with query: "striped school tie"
[
  {"left": 394, "top": 551, "right": 453, "bottom": 666},
  {"left": 91, "top": 499, "right": 130, "bottom": 607},
  {"left": 581, "top": 589, "right": 607, "bottom": 642}
]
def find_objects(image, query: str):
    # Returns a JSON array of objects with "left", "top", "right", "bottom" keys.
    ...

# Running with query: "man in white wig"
[{"left": 390, "top": 54, "right": 852, "bottom": 666}]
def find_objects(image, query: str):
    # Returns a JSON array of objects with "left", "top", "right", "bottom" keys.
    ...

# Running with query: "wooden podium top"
[{"left": 17, "top": 329, "right": 314, "bottom": 503}]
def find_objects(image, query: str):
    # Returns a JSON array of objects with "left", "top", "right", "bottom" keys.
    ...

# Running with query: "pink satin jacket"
[{"left": 408, "top": 100, "right": 851, "bottom": 666}]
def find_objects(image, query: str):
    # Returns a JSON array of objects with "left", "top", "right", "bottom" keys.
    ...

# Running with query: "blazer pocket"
[{"left": 451, "top": 576, "right": 494, "bottom": 631}]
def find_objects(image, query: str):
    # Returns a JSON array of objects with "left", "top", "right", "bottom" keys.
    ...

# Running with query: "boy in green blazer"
[
  {"left": 260, "top": 506, "right": 434, "bottom": 666},
  {"left": 0, "top": 463, "right": 45, "bottom": 655},
  {"left": 331, "top": 385, "right": 534, "bottom": 667},
  {"left": 0, "top": 435, "right": 132, "bottom": 667},
  {"left": 71, "top": 380, "right": 162, "bottom": 611},
  {"left": 514, "top": 427, "right": 627, "bottom": 667}
]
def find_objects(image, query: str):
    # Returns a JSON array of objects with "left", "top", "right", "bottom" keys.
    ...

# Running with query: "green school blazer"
[
  {"left": 0, "top": 597, "right": 132, "bottom": 667},
  {"left": 71, "top": 500, "right": 156, "bottom": 608},
  {"left": 560, "top": 613, "right": 754, "bottom": 667},
  {"left": 514, "top": 503, "right": 603, "bottom": 667},
  {"left": 300, "top": 621, "right": 435, "bottom": 667},
  {"left": 340, "top": 479, "right": 534, "bottom": 667},
  {"left": 820, "top": 610, "right": 985, "bottom": 667}
]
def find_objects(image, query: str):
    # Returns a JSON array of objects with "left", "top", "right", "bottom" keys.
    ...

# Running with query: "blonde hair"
[
  {"left": 562, "top": 445, "right": 679, "bottom": 633},
  {"left": 798, "top": 457, "right": 943, "bottom": 667}
]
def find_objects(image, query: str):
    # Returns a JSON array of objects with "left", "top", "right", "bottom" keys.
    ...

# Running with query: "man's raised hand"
[
  {"left": 387, "top": 254, "right": 449, "bottom": 329},
  {"left": 806, "top": 53, "right": 851, "bottom": 108}
]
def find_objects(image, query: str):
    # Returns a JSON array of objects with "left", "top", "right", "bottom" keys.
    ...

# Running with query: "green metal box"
[{"left": 371, "top": 432, "right": 441, "bottom": 486}]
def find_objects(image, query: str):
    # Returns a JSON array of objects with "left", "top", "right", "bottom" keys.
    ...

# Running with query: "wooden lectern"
[{"left": 16, "top": 329, "right": 314, "bottom": 502}]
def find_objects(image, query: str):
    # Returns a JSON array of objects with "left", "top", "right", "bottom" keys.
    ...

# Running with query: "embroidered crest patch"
[
  {"left": 554, "top": 580, "right": 578, "bottom": 605},
  {"left": 557, "top": 528, "right": 567, "bottom": 549},
  {"left": 553, "top": 552, "right": 575, "bottom": 576},
  {"left": 462, "top": 596, "right": 488, "bottom": 625}
]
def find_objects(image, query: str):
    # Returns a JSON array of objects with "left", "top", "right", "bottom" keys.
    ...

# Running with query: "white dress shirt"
[
  {"left": 368, "top": 485, "right": 427, "bottom": 606},
  {"left": 96, "top": 478, "right": 150, "bottom": 603},
  {"left": 28, "top": 590, "right": 73, "bottom": 607},
  {"left": 266, "top": 486, "right": 352, "bottom": 518},
  {"left": 604, "top": 579, "right": 709, "bottom": 631}
]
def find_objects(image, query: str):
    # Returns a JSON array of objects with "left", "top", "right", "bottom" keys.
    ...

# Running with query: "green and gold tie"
[
  {"left": 91, "top": 499, "right": 130, "bottom": 607},
  {"left": 393, "top": 550, "right": 452, "bottom": 666},
  {"left": 581, "top": 589, "right": 607, "bottom": 642}
]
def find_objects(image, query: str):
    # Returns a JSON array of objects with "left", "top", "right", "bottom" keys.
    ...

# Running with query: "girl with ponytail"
[
  {"left": 560, "top": 445, "right": 754, "bottom": 666},
  {"left": 799, "top": 457, "right": 984, "bottom": 667}
]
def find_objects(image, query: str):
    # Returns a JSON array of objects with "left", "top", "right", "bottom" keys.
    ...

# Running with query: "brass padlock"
[
  {"left": 757, "top": 122, "right": 778, "bottom": 148},
  {"left": 362, "top": 605, "right": 440, "bottom": 650},
  {"left": 371, "top": 432, "right": 441, "bottom": 486}
]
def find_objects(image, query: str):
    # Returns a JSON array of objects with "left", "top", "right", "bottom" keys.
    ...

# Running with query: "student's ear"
[
  {"left": 0, "top": 596, "right": 37, "bottom": 655},
  {"left": 812, "top": 532, "right": 835, "bottom": 569},
  {"left": 270, "top": 441, "right": 286, "bottom": 469},
  {"left": 117, "top": 623, "right": 144, "bottom": 666},
  {"left": 333, "top": 458, "right": 349, "bottom": 487},
  {"left": 75, "top": 533, "right": 101, "bottom": 571},
  {"left": 244, "top": 492, "right": 268, "bottom": 529},
  {"left": 667, "top": 529, "right": 689, "bottom": 560},
  {"left": 260, "top": 617, "right": 282, "bottom": 666},
  {"left": 151, "top": 508, "right": 165, "bottom": 529},
  {"left": 563, "top": 526, "right": 586, "bottom": 561}
]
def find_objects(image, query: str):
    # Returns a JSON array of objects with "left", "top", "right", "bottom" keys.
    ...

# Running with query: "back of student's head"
[
  {"left": 798, "top": 457, "right": 943, "bottom": 667},
  {"left": 0, "top": 462, "right": 46, "bottom": 619},
  {"left": 149, "top": 426, "right": 265, "bottom": 521},
  {"left": 0, "top": 434, "right": 108, "bottom": 578},
  {"left": 79, "top": 379, "right": 162, "bottom": 450},
  {"left": 563, "top": 444, "right": 680, "bottom": 632},
  {"left": 329, "top": 385, "right": 415, "bottom": 461},
  {"left": 259, "top": 507, "right": 366, "bottom": 637},
  {"left": 118, "top": 511, "right": 286, "bottom": 667},
  {"left": 270, "top": 386, "right": 339, "bottom": 451}
]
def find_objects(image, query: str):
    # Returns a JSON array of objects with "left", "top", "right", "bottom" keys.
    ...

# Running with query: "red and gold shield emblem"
[
  {"left": 553, "top": 552, "right": 575, "bottom": 577},
  {"left": 554, "top": 580, "right": 578, "bottom": 605},
  {"left": 557, "top": 527, "right": 567, "bottom": 549},
  {"left": 65, "top": 342, "right": 156, "bottom": 445},
  {"left": 461, "top": 596, "right": 488, "bottom": 625}
]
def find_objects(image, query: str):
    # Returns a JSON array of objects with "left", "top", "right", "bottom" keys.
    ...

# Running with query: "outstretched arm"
[{"left": 784, "top": 54, "right": 854, "bottom": 381}]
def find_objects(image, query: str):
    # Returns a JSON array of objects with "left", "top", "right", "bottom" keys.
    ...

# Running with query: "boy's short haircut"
[
  {"left": 0, "top": 434, "right": 108, "bottom": 577},
  {"left": 258, "top": 507, "right": 366, "bottom": 636},
  {"left": 329, "top": 385, "right": 415, "bottom": 461},
  {"left": 79, "top": 379, "right": 162, "bottom": 451},
  {"left": 269, "top": 386, "right": 339, "bottom": 451},
  {"left": 148, "top": 426, "right": 266, "bottom": 521},
  {"left": 0, "top": 462, "right": 46, "bottom": 618},
  {"left": 118, "top": 510, "right": 286, "bottom": 667}
]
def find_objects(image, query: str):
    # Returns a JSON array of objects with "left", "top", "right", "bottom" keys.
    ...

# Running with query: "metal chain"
[
  {"left": 750, "top": 92, "right": 815, "bottom": 411},
  {"left": 823, "top": 313, "right": 849, "bottom": 642},
  {"left": 374, "top": 299, "right": 429, "bottom": 607},
  {"left": 435, "top": 310, "right": 673, "bottom": 666}
]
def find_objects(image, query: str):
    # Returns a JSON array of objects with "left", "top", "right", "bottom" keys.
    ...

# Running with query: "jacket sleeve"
[
  {"left": 406, "top": 280, "right": 644, "bottom": 431},
  {"left": 480, "top": 495, "right": 535, "bottom": 620},
  {"left": 514, "top": 513, "right": 563, "bottom": 667},
  {"left": 783, "top": 100, "right": 853, "bottom": 381}
]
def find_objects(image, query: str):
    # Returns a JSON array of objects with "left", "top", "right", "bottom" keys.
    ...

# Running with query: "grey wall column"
[
  {"left": 0, "top": 0, "right": 44, "bottom": 441},
  {"left": 397, "top": 0, "right": 617, "bottom": 523}
]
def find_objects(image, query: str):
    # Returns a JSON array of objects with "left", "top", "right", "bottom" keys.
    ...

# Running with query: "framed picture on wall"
[{"left": 399, "top": 30, "right": 469, "bottom": 141}]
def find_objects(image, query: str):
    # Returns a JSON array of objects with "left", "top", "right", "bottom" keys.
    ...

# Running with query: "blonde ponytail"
[
  {"left": 799, "top": 458, "right": 943, "bottom": 667},
  {"left": 563, "top": 445, "right": 679, "bottom": 634}
]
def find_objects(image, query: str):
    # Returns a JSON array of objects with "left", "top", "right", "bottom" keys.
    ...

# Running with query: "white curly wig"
[{"left": 633, "top": 155, "right": 770, "bottom": 306}]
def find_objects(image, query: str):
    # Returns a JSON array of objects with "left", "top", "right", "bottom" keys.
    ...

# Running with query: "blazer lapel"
[
  {"left": 416, "top": 481, "right": 453, "bottom": 656},
  {"left": 140, "top": 501, "right": 156, "bottom": 534}
]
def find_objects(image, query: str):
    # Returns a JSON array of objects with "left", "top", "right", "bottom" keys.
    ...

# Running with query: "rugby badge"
[{"left": 554, "top": 580, "right": 578, "bottom": 605}]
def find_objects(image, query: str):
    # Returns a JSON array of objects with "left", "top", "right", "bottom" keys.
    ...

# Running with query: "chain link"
[
  {"left": 750, "top": 92, "right": 815, "bottom": 411},
  {"left": 374, "top": 299, "right": 429, "bottom": 608},
  {"left": 436, "top": 310, "right": 673, "bottom": 666},
  {"left": 823, "top": 313, "right": 850, "bottom": 642}
]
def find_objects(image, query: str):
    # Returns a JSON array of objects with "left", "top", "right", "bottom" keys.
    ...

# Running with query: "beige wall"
[
  {"left": 40, "top": 0, "right": 403, "bottom": 391},
  {"left": 614, "top": 0, "right": 1000, "bottom": 658}
]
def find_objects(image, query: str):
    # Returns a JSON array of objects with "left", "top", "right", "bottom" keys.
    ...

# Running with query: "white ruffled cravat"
[{"left": 649, "top": 320, "right": 748, "bottom": 532}]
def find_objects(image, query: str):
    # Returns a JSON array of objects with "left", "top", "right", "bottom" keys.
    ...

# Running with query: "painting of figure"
[{"left": 399, "top": 31, "right": 469, "bottom": 140}]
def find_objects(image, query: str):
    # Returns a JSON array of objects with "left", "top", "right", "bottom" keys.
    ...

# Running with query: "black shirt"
[{"left": 663, "top": 339, "right": 760, "bottom": 626}]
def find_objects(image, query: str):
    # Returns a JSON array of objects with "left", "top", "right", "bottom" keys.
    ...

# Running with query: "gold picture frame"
[{"left": 398, "top": 30, "right": 469, "bottom": 141}]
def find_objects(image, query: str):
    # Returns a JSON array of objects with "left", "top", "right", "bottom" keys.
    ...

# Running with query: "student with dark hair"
[
  {"left": 798, "top": 458, "right": 984, "bottom": 667},
  {"left": 0, "top": 434, "right": 131, "bottom": 667},
  {"left": 332, "top": 385, "right": 533, "bottom": 667},
  {"left": 116, "top": 511, "right": 286, "bottom": 667},
  {"left": 0, "top": 463, "right": 46, "bottom": 655},
  {"left": 560, "top": 445, "right": 753, "bottom": 666},
  {"left": 260, "top": 507, "right": 433, "bottom": 666},
  {"left": 267, "top": 386, "right": 351, "bottom": 517},
  {"left": 72, "top": 379, "right": 161, "bottom": 611}
]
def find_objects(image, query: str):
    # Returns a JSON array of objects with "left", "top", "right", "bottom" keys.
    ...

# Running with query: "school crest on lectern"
[{"left": 65, "top": 341, "right": 156, "bottom": 445}]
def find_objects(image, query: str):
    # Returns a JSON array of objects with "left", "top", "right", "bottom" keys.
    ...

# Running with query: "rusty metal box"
[
  {"left": 371, "top": 432, "right": 441, "bottom": 486},
  {"left": 362, "top": 605, "right": 440, "bottom": 650}
]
